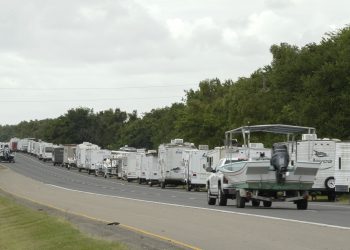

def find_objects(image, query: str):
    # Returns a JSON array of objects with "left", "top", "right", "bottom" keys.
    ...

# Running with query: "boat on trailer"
[{"left": 207, "top": 124, "right": 321, "bottom": 210}]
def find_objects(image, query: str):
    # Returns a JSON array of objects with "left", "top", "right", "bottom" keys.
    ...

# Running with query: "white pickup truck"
[{"left": 206, "top": 158, "right": 245, "bottom": 206}]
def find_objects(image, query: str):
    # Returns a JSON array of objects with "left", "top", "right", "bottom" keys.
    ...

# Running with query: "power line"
[
  {"left": 0, "top": 96, "right": 184, "bottom": 103},
  {"left": 0, "top": 84, "right": 195, "bottom": 91}
]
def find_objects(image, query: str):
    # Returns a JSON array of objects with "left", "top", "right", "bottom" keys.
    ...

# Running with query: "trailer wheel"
[
  {"left": 296, "top": 199, "right": 308, "bottom": 210},
  {"left": 252, "top": 199, "right": 260, "bottom": 207},
  {"left": 263, "top": 201, "right": 272, "bottom": 208},
  {"left": 161, "top": 181, "right": 166, "bottom": 189},
  {"left": 327, "top": 192, "right": 336, "bottom": 202},
  {"left": 325, "top": 177, "right": 335, "bottom": 190},
  {"left": 207, "top": 188, "right": 216, "bottom": 205},
  {"left": 218, "top": 186, "right": 227, "bottom": 206},
  {"left": 236, "top": 190, "right": 245, "bottom": 208},
  {"left": 186, "top": 182, "right": 192, "bottom": 192}
]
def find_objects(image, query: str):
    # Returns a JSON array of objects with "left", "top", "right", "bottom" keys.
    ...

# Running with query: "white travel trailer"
[
  {"left": 125, "top": 150, "right": 140, "bottom": 182},
  {"left": 76, "top": 142, "right": 100, "bottom": 173},
  {"left": 33, "top": 141, "right": 41, "bottom": 157},
  {"left": 27, "top": 139, "right": 37, "bottom": 155},
  {"left": 136, "top": 150, "right": 147, "bottom": 183},
  {"left": 63, "top": 144, "right": 76, "bottom": 168},
  {"left": 100, "top": 151, "right": 122, "bottom": 178},
  {"left": 41, "top": 143, "right": 54, "bottom": 161},
  {"left": 183, "top": 146, "right": 210, "bottom": 191},
  {"left": 158, "top": 139, "right": 196, "bottom": 189},
  {"left": 86, "top": 149, "right": 111, "bottom": 176},
  {"left": 145, "top": 150, "right": 159, "bottom": 186},
  {"left": 334, "top": 142, "right": 350, "bottom": 193},
  {"left": 295, "top": 136, "right": 338, "bottom": 200}
]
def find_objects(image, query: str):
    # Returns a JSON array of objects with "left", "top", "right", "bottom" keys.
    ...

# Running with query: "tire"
[
  {"left": 218, "top": 187, "right": 227, "bottom": 206},
  {"left": 327, "top": 192, "right": 336, "bottom": 202},
  {"left": 161, "top": 181, "right": 166, "bottom": 189},
  {"left": 296, "top": 199, "right": 308, "bottom": 210},
  {"left": 104, "top": 174, "right": 107, "bottom": 179},
  {"left": 149, "top": 182, "right": 153, "bottom": 187},
  {"left": 127, "top": 178, "right": 131, "bottom": 182},
  {"left": 78, "top": 168, "right": 81, "bottom": 172},
  {"left": 325, "top": 177, "right": 335, "bottom": 190},
  {"left": 236, "top": 190, "right": 245, "bottom": 208},
  {"left": 207, "top": 188, "right": 216, "bottom": 205},
  {"left": 263, "top": 201, "right": 272, "bottom": 208},
  {"left": 252, "top": 199, "right": 260, "bottom": 207},
  {"left": 138, "top": 178, "right": 142, "bottom": 184},
  {"left": 186, "top": 182, "right": 192, "bottom": 192}
]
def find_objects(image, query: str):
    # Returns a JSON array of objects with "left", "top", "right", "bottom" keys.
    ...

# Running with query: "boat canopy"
[{"left": 225, "top": 124, "right": 316, "bottom": 136}]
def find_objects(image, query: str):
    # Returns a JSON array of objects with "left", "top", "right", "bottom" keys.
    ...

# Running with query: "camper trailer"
[
  {"left": 144, "top": 150, "right": 159, "bottom": 186},
  {"left": 76, "top": 142, "right": 100, "bottom": 173},
  {"left": 295, "top": 136, "right": 338, "bottom": 201},
  {"left": 158, "top": 139, "right": 196, "bottom": 189},
  {"left": 334, "top": 142, "right": 350, "bottom": 193},
  {"left": 41, "top": 143, "right": 54, "bottom": 161},
  {"left": 183, "top": 146, "right": 210, "bottom": 191},
  {"left": 63, "top": 144, "right": 76, "bottom": 168},
  {"left": 136, "top": 150, "right": 147, "bottom": 183},
  {"left": 86, "top": 149, "right": 111, "bottom": 176}
]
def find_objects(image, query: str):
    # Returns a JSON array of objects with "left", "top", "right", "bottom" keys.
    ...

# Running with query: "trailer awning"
[{"left": 225, "top": 124, "right": 316, "bottom": 135}]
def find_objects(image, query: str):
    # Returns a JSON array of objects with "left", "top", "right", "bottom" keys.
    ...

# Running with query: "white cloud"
[{"left": 0, "top": 0, "right": 349, "bottom": 125}]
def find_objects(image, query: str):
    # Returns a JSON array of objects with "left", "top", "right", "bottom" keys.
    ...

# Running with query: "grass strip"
[{"left": 0, "top": 195, "right": 127, "bottom": 250}]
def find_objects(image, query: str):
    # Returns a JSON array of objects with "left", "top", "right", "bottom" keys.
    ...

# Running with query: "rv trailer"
[{"left": 158, "top": 139, "right": 196, "bottom": 189}]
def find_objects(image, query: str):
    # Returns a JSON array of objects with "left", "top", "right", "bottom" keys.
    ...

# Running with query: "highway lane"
[{"left": 3, "top": 152, "right": 350, "bottom": 229}]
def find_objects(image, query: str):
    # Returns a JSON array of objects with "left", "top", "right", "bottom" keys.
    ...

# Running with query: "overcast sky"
[{"left": 0, "top": 0, "right": 349, "bottom": 125}]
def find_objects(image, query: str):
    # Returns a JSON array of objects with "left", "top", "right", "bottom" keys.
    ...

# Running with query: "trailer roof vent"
[{"left": 199, "top": 145, "right": 209, "bottom": 150}]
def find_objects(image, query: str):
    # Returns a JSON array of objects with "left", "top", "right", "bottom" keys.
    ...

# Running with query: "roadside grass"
[{"left": 0, "top": 195, "right": 127, "bottom": 250}]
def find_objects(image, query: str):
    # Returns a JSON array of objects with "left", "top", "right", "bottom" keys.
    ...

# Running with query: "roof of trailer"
[{"left": 225, "top": 124, "right": 316, "bottom": 135}]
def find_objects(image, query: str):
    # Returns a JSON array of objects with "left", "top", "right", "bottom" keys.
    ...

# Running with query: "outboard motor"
[{"left": 270, "top": 144, "right": 290, "bottom": 183}]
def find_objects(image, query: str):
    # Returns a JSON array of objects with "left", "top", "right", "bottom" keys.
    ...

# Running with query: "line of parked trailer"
[{"left": 2, "top": 124, "right": 350, "bottom": 209}]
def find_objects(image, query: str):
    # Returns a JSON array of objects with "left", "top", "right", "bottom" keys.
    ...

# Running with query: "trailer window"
[{"left": 45, "top": 147, "right": 53, "bottom": 153}]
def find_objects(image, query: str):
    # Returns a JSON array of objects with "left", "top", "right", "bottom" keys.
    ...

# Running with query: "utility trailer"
[
  {"left": 207, "top": 124, "right": 321, "bottom": 210},
  {"left": 52, "top": 146, "right": 64, "bottom": 166},
  {"left": 183, "top": 146, "right": 210, "bottom": 191},
  {"left": 158, "top": 139, "right": 196, "bottom": 189}
]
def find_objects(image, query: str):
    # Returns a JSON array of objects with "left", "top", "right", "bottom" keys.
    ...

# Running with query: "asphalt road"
[{"left": 1, "top": 153, "right": 350, "bottom": 249}]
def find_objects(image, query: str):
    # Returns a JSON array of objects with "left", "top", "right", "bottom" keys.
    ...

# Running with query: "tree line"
[{"left": 1, "top": 26, "right": 350, "bottom": 149}]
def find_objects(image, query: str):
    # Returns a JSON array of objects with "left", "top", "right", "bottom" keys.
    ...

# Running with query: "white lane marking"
[{"left": 46, "top": 184, "right": 350, "bottom": 230}]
